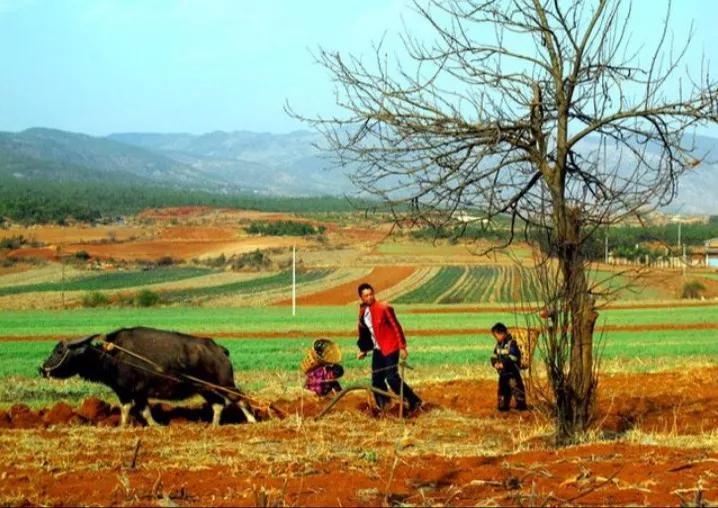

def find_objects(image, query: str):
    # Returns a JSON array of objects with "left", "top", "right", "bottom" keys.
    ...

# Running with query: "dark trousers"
[
  {"left": 371, "top": 349, "right": 421, "bottom": 410},
  {"left": 498, "top": 370, "right": 527, "bottom": 410}
]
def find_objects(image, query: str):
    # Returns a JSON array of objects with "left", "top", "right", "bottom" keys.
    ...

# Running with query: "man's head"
[
  {"left": 491, "top": 322, "right": 508, "bottom": 342},
  {"left": 357, "top": 282, "right": 375, "bottom": 306}
]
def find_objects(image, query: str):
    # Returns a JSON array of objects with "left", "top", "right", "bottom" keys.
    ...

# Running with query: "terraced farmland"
[
  {"left": 0, "top": 266, "right": 215, "bottom": 296},
  {"left": 395, "top": 266, "right": 540, "bottom": 304},
  {"left": 394, "top": 266, "right": 465, "bottom": 304},
  {"left": 163, "top": 268, "right": 335, "bottom": 302}
]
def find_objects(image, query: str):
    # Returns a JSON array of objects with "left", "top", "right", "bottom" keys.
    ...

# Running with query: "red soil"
[
  {"left": 3, "top": 369, "right": 717, "bottom": 433},
  {"left": 0, "top": 225, "right": 145, "bottom": 244},
  {"left": 39, "top": 236, "right": 309, "bottom": 262},
  {"left": 157, "top": 226, "right": 239, "bottom": 241},
  {"left": 275, "top": 265, "right": 417, "bottom": 306},
  {"left": 405, "top": 300, "right": 718, "bottom": 314},
  {"left": 2, "top": 370, "right": 718, "bottom": 505},
  {"left": 0, "top": 398, "right": 257, "bottom": 429},
  {"left": 2, "top": 445, "right": 715, "bottom": 506},
  {"left": 3, "top": 210, "right": 315, "bottom": 262},
  {"left": 61, "top": 239, "right": 238, "bottom": 260},
  {"left": 7, "top": 246, "right": 59, "bottom": 261}
]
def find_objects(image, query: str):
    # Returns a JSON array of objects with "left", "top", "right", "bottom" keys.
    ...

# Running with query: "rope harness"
[
  {"left": 50, "top": 335, "right": 413, "bottom": 422},
  {"left": 43, "top": 349, "right": 72, "bottom": 373},
  {"left": 96, "top": 337, "right": 285, "bottom": 418}
]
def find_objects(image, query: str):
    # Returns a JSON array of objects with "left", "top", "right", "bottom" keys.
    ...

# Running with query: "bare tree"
[{"left": 290, "top": 0, "right": 717, "bottom": 442}]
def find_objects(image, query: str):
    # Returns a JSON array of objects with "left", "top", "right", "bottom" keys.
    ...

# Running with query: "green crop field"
[
  {"left": 0, "top": 303, "right": 717, "bottom": 407},
  {"left": 395, "top": 266, "right": 466, "bottom": 303},
  {"left": 437, "top": 266, "right": 542, "bottom": 304},
  {"left": 0, "top": 266, "right": 215, "bottom": 296},
  {"left": 2, "top": 327, "right": 717, "bottom": 407},
  {"left": 1, "top": 304, "right": 717, "bottom": 338},
  {"left": 396, "top": 265, "right": 536, "bottom": 304},
  {"left": 4, "top": 328, "right": 717, "bottom": 379},
  {"left": 162, "top": 268, "right": 335, "bottom": 302},
  {"left": 393, "top": 265, "right": 671, "bottom": 304}
]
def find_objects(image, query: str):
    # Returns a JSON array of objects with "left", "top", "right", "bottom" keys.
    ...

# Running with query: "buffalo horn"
[{"left": 65, "top": 334, "right": 100, "bottom": 348}]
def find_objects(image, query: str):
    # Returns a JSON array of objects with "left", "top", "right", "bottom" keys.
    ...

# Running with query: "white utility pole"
[
  {"left": 677, "top": 222, "right": 682, "bottom": 247},
  {"left": 604, "top": 229, "right": 609, "bottom": 264},
  {"left": 58, "top": 246, "right": 65, "bottom": 310},
  {"left": 292, "top": 245, "right": 296, "bottom": 317}
]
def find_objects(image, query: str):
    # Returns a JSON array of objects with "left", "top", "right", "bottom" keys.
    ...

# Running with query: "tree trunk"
[{"left": 554, "top": 206, "right": 599, "bottom": 443}]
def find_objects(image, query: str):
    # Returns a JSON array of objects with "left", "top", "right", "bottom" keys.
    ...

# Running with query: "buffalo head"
[{"left": 40, "top": 334, "right": 99, "bottom": 378}]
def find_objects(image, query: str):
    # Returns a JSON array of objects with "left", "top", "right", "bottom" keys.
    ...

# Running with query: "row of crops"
[
  {"left": 163, "top": 268, "right": 335, "bottom": 302},
  {"left": 0, "top": 266, "right": 215, "bottom": 296},
  {"left": 0, "top": 266, "right": 337, "bottom": 304},
  {"left": 395, "top": 266, "right": 540, "bottom": 304},
  {"left": 392, "top": 265, "right": 666, "bottom": 305},
  {"left": 395, "top": 266, "right": 465, "bottom": 304}
]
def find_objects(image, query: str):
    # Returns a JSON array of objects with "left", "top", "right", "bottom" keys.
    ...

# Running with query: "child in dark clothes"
[{"left": 490, "top": 322, "right": 528, "bottom": 411}]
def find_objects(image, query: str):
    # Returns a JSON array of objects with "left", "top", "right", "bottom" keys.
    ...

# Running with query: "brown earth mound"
[
  {"left": 42, "top": 402, "right": 83, "bottom": 426},
  {"left": 77, "top": 397, "right": 112, "bottom": 421},
  {"left": 0, "top": 400, "right": 261, "bottom": 429},
  {"left": 3, "top": 368, "right": 717, "bottom": 433}
]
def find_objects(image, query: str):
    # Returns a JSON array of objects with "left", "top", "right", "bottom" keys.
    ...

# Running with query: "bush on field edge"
[
  {"left": 134, "top": 289, "right": 160, "bottom": 307},
  {"left": 82, "top": 291, "right": 109, "bottom": 307},
  {"left": 681, "top": 280, "right": 706, "bottom": 299},
  {"left": 82, "top": 289, "right": 163, "bottom": 308}
]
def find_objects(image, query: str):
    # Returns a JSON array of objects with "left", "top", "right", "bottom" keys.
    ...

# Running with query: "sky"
[{"left": 1, "top": 0, "right": 718, "bottom": 137}]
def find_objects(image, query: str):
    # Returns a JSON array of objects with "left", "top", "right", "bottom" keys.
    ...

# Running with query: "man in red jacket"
[{"left": 356, "top": 283, "right": 422, "bottom": 413}]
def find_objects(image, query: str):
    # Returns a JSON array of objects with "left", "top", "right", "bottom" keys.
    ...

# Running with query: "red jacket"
[{"left": 357, "top": 301, "right": 407, "bottom": 356}]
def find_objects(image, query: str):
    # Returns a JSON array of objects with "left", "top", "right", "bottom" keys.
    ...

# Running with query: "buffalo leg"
[
  {"left": 201, "top": 391, "right": 225, "bottom": 426},
  {"left": 135, "top": 398, "right": 159, "bottom": 427},
  {"left": 120, "top": 402, "right": 133, "bottom": 427},
  {"left": 141, "top": 406, "right": 159, "bottom": 427},
  {"left": 211, "top": 403, "right": 224, "bottom": 426},
  {"left": 238, "top": 401, "right": 257, "bottom": 423}
]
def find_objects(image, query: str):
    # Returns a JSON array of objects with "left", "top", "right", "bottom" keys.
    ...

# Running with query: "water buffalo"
[{"left": 40, "top": 326, "right": 256, "bottom": 426}]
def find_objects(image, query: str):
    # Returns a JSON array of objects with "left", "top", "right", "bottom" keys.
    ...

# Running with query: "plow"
[{"left": 37, "top": 327, "right": 536, "bottom": 426}]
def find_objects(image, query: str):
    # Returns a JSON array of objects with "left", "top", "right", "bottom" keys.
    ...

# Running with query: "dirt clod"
[
  {"left": 43, "top": 402, "right": 84, "bottom": 426},
  {"left": 77, "top": 397, "right": 112, "bottom": 421},
  {"left": 8, "top": 404, "right": 41, "bottom": 428}
]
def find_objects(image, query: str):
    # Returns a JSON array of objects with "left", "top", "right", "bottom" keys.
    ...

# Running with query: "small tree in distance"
[{"left": 291, "top": 0, "right": 718, "bottom": 443}]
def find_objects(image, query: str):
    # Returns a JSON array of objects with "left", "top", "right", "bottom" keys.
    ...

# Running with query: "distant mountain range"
[
  {"left": 0, "top": 127, "right": 355, "bottom": 196},
  {"left": 0, "top": 127, "right": 716, "bottom": 214},
  {"left": 107, "top": 130, "right": 356, "bottom": 195}
]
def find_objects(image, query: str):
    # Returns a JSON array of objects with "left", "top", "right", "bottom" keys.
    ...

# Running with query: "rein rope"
[
  {"left": 95, "top": 337, "right": 284, "bottom": 418},
  {"left": 44, "top": 349, "right": 71, "bottom": 372}
]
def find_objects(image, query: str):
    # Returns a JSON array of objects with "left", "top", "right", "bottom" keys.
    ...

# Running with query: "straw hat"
[{"left": 300, "top": 337, "right": 343, "bottom": 374}]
